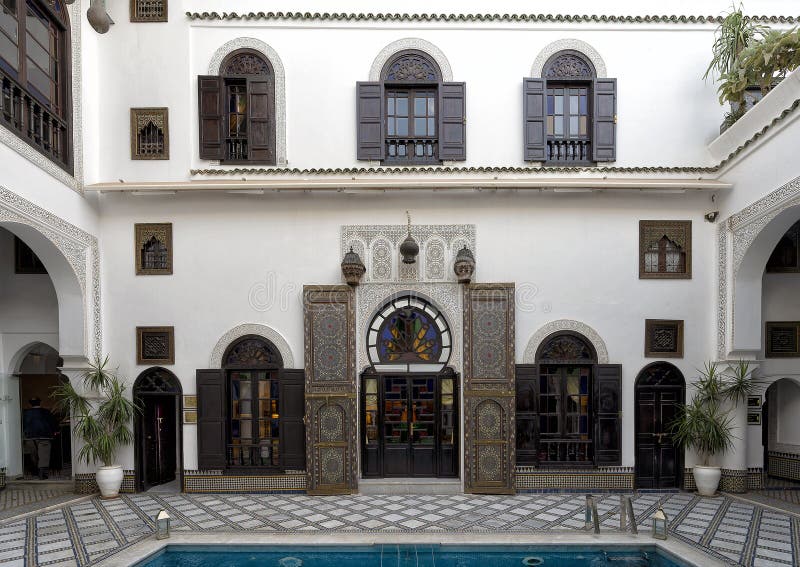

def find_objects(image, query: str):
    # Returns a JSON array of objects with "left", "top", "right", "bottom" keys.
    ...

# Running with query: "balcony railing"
[
  {"left": 385, "top": 138, "right": 439, "bottom": 165},
  {"left": 547, "top": 139, "right": 591, "bottom": 163},
  {"left": 227, "top": 443, "right": 278, "bottom": 468},
  {"left": 0, "top": 70, "right": 70, "bottom": 172}
]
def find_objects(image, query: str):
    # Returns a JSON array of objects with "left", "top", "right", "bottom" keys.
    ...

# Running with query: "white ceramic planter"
[
  {"left": 693, "top": 465, "right": 722, "bottom": 496},
  {"left": 96, "top": 465, "right": 124, "bottom": 499}
]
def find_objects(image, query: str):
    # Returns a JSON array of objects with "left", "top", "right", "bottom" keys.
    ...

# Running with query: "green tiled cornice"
[{"left": 185, "top": 12, "right": 798, "bottom": 24}]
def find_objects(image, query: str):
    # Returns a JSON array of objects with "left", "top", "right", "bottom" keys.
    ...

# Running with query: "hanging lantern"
[
  {"left": 155, "top": 509, "right": 171, "bottom": 539},
  {"left": 652, "top": 507, "right": 668, "bottom": 540},
  {"left": 340, "top": 247, "right": 366, "bottom": 286},
  {"left": 400, "top": 211, "right": 419, "bottom": 265}
]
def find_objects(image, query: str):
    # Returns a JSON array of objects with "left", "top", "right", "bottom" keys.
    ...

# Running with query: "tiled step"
[{"left": 359, "top": 478, "right": 462, "bottom": 495}]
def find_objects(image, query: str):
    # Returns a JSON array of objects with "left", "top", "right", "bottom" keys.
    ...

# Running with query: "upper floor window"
[
  {"left": 523, "top": 50, "right": 616, "bottom": 164},
  {"left": 0, "top": 0, "right": 71, "bottom": 172},
  {"left": 766, "top": 219, "right": 800, "bottom": 273},
  {"left": 198, "top": 49, "right": 275, "bottom": 164},
  {"left": 357, "top": 50, "right": 465, "bottom": 164},
  {"left": 639, "top": 221, "right": 692, "bottom": 279}
]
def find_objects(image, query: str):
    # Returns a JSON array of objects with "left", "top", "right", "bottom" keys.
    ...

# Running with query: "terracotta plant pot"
[
  {"left": 96, "top": 465, "right": 124, "bottom": 499},
  {"left": 693, "top": 465, "right": 722, "bottom": 496}
]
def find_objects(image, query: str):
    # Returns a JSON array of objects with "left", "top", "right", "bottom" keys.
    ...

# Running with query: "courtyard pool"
[{"left": 135, "top": 544, "right": 694, "bottom": 566}]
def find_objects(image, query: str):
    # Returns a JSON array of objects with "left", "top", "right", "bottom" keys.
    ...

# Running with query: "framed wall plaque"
[{"left": 645, "top": 319, "right": 684, "bottom": 358}]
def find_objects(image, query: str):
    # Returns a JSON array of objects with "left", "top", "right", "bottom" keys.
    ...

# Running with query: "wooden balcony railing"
[
  {"left": 0, "top": 70, "right": 70, "bottom": 172},
  {"left": 385, "top": 138, "right": 439, "bottom": 164},
  {"left": 547, "top": 139, "right": 591, "bottom": 163},
  {"left": 226, "top": 138, "right": 248, "bottom": 161},
  {"left": 227, "top": 443, "right": 277, "bottom": 467}
]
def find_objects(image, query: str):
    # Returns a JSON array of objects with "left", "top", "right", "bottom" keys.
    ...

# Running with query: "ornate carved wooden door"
[
  {"left": 303, "top": 285, "right": 357, "bottom": 494},
  {"left": 463, "top": 283, "right": 516, "bottom": 494}
]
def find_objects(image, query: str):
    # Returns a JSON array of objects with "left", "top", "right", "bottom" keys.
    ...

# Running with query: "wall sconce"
[
  {"left": 155, "top": 509, "right": 171, "bottom": 539},
  {"left": 652, "top": 507, "right": 668, "bottom": 540}
]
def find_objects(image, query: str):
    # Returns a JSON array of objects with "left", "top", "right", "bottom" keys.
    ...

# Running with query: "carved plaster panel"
[
  {"left": 341, "top": 224, "right": 475, "bottom": 285},
  {"left": 356, "top": 283, "right": 463, "bottom": 375},
  {"left": 368, "top": 38, "right": 454, "bottom": 82},
  {"left": 530, "top": 39, "right": 607, "bottom": 78},
  {"left": 0, "top": 1, "right": 82, "bottom": 192},
  {"left": 522, "top": 319, "right": 609, "bottom": 364},
  {"left": 209, "top": 323, "right": 295, "bottom": 368},
  {"left": 208, "top": 37, "right": 287, "bottom": 166},
  {"left": 0, "top": 186, "right": 100, "bottom": 356}
]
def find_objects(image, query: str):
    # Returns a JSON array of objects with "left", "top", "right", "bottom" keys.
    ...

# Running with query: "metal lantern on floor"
[
  {"left": 155, "top": 509, "right": 171, "bottom": 539},
  {"left": 652, "top": 507, "right": 668, "bottom": 540}
]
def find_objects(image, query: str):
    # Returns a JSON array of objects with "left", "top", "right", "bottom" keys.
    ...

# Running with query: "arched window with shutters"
[
  {"left": 357, "top": 49, "right": 466, "bottom": 164},
  {"left": 0, "top": 0, "right": 72, "bottom": 171},
  {"left": 523, "top": 49, "right": 616, "bottom": 164},
  {"left": 197, "top": 48, "right": 276, "bottom": 164}
]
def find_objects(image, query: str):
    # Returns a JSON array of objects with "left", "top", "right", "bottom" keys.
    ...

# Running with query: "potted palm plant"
[
  {"left": 53, "top": 355, "right": 140, "bottom": 499},
  {"left": 670, "top": 361, "right": 756, "bottom": 496}
]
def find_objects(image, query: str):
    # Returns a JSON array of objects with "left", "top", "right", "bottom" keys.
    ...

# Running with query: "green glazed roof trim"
[
  {"left": 189, "top": 97, "right": 800, "bottom": 177},
  {"left": 185, "top": 11, "right": 798, "bottom": 24}
]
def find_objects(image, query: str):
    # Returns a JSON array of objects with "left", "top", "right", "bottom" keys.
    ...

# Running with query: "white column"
[{"left": 58, "top": 355, "right": 93, "bottom": 476}]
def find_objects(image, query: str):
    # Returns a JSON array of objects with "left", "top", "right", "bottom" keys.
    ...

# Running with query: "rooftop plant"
[{"left": 704, "top": 3, "right": 768, "bottom": 82}]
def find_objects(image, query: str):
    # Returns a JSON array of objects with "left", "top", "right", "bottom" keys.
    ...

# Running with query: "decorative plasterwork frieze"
[
  {"left": 523, "top": 319, "right": 609, "bottom": 364},
  {"left": 0, "top": 2, "right": 83, "bottom": 192},
  {"left": 369, "top": 38, "right": 453, "bottom": 82},
  {"left": 530, "top": 39, "right": 607, "bottom": 78},
  {"left": 0, "top": 186, "right": 101, "bottom": 357},
  {"left": 207, "top": 37, "right": 287, "bottom": 166},
  {"left": 716, "top": 174, "right": 800, "bottom": 359},
  {"left": 186, "top": 12, "right": 798, "bottom": 25},
  {"left": 191, "top": 165, "right": 719, "bottom": 176},
  {"left": 209, "top": 323, "right": 295, "bottom": 368},
  {"left": 341, "top": 224, "right": 475, "bottom": 284},
  {"left": 356, "top": 284, "right": 463, "bottom": 375}
]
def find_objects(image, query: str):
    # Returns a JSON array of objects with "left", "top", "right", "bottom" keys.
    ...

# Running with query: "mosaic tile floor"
[
  {"left": 1, "top": 491, "right": 799, "bottom": 567},
  {"left": 0, "top": 482, "right": 79, "bottom": 521}
]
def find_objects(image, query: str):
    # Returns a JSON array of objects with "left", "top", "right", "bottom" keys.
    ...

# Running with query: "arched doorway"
[
  {"left": 763, "top": 378, "right": 800, "bottom": 486},
  {"left": 134, "top": 368, "right": 182, "bottom": 491},
  {"left": 15, "top": 343, "right": 71, "bottom": 480},
  {"left": 361, "top": 295, "right": 458, "bottom": 478},
  {"left": 634, "top": 362, "right": 685, "bottom": 489}
]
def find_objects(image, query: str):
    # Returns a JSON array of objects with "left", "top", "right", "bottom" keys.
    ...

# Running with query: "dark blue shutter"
[
  {"left": 356, "top": 82, "right": 383, "bottom": 160},
  {"left": 523, "top": 78, "right": 547, "bottom": 161},
  {"left": 592, "top": 78, "right": 617, "bottom": 162}
]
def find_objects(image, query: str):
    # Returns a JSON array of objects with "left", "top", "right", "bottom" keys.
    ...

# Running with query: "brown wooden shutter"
[
  {"left": 514, "top": 364, "right": 539, "bottom": 466},
  {"left": 356, "top": 82, "right": 383, "bottom": 160},
  {"left": 247, "top": 76, "right": 275, "bottom": 164},
  {"left": 594, "top": 364, "right": 622, "bottom": 466},
  {"left": 523, "top": 78, "right": 547, "bottom": 161},
  {"left": 439, "top": 82, "right": 466, "bottom": 161},
  {"left": 196, "top": 369, "right": 226, "bottom": 470},
  {"left": 279, "top": 369, "right": 305, "bottom": 470},
  {"left": 198, "top": 76, "right": 225, "bottom": 160},
  {"left": 592, "top": 78, "right": 617, "bottom": 162}
]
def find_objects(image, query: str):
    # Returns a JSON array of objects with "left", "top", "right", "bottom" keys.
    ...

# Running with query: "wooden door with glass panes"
[
  {"left": 538, "top": 365, "right": 593, "bottom": 464},
  {"left": 228, "top": 370, "right": 280, "bottom": 468},
  {"left": 361, "top": 372, "right": 458, "bottom": 478}
]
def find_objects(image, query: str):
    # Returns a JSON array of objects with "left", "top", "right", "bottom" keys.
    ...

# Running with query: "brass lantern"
[
  {"left": 155, "top": 509, "right": 171, "bottom": 539},
  {"left": 652, "top": 507, "right": 668, "bottom": 540}
]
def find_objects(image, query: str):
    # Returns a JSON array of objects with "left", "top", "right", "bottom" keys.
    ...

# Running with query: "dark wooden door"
[
  {"left": 362, "top": 374, "right": 458, "bottom": 478},
  {"left": 635, "top": 388, "right": 680, "bottom": 488},
  {"left": 142, "top": 395, "right": 176, "bottom": 489}
]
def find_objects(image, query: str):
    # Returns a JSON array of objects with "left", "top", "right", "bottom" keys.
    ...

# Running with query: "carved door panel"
[
  {"left": 463, "top": 284, "right": 516, "bottom": 494},
  {"left": 303, "top": 286, "right": 357, "bottom": 494}
]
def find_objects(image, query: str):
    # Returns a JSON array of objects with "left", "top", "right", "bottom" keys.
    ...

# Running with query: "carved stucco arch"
[
  {"left": 718, "top": 175, "right": 800, "bottom": 356},
  {"left": 208, "top": 38, "right": 287, "bottom": 166},
  {"left": 530, "top": 39, "right": 607, "bottom": 78},
  {"left": 209, "top": 323, "right": 295, "bottom": 368},
  {"left": 369, "top": 38, "right": 454, "bottom": 82},
  {"left": 0, "top": 187, "right": 99, "bottom": 358},
  {"left": 523, "top": 319, "right": 609, "bottom": 364}
]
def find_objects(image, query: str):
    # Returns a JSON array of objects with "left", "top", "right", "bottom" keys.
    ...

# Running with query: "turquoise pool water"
[{"left": 136, "top": 544, "right": 693, "bottom": 566}]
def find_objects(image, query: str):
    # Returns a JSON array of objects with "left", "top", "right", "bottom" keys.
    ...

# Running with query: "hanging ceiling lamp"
[{"left": 399, "top": 210, "right": 419, "bottom": 264}]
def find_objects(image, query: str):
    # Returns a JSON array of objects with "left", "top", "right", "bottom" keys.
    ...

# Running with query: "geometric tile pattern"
[
  {"left": 516, "top": 467, "right": 634, "bottom": 491},
  {"left": 182, "top": 470, "right": 306, "bottom": 493},
  {"left": 684, "top": 468, "right": 749, "bottom": 493},
  {"left": 0, "top": 484, "right": 78, "bottom": 521},
  {"left": 768, "top": 451, "right": 800, "bottom": 482},
  {"left": 74, "top": 472, "right": 135, "bottom": 495},
  {"left": 2, "top": 492, "right": 800, "bottom": 566}
]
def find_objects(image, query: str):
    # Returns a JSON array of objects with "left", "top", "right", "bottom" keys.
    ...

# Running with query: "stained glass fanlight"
[{"left": 367, "top": 295, "right": 451, "bottom": 372}]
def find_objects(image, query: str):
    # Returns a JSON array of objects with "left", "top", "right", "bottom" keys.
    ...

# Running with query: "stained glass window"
[{"left": 367, "top": 296, "right": 451, "bottom": 372}]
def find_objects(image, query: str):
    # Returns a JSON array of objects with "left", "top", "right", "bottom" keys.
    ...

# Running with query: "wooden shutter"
[
  {"left": 592, "top": 78, "right": 617, "bottom": 162},
  {"left": 594, "top": 364, "right": 622, "bottom": 466},
  {"left": 514, "top": 364, "right": 539, "bottom": 466},
  {"left": 197, "top": 76, "right": 225, "bottom": 160},
  {"left": 247, "top": 76, "right": 275, "bottom": 164},
  {"left": 279, "top": 369, "right": 306, "bottom": 470},
  {"left": 356, "top": 82, "right": 383, "bottom": 160},
  {"left": 523, "top": 78, "right": 547, "bottom": 161},
  {"left": 196, "top": 369, "right": 226, "bottom": 470},
  {"left": 439, "top": 82, "right": 466, "bottom": 161}
]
